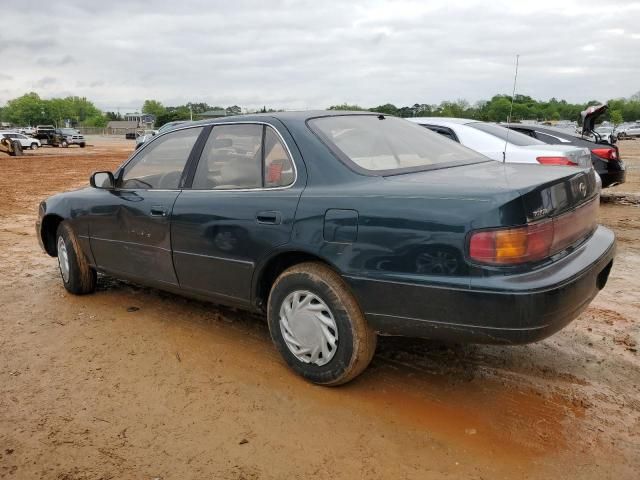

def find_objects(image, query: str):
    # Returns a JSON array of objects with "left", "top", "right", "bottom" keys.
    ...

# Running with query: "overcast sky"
[{"left": 1, "top": 0, "right": 639, "bottom": 112}]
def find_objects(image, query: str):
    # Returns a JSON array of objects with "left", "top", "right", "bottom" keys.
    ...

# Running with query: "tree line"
[
  {"left": 329, "top": 92, "right": 640, "bottom": 125},
  {"left": 2, "top": 91, "right": 639, "bottom": 128}
]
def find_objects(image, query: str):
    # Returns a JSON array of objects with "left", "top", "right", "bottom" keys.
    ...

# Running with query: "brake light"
[
  {"left": 536, "top": 156, "right": 577, "bottom": 166},
  {"left": 592, "top": 148, "right": 617, "bottom": 161},
  {"left": 468, "top": 198, "right": 598, "bottom": 265}
]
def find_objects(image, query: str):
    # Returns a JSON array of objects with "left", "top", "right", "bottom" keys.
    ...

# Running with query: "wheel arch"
[
  {"left": 41, "top": 214, "right": 65, "bottom": 256},
  {"left": 252, "top": 249, "right": 341, "bottom": 311}
]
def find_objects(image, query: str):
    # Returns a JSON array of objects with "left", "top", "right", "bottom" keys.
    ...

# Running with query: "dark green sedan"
[{"left": 37, "top": 111, "right": 615, "bottom": 385}]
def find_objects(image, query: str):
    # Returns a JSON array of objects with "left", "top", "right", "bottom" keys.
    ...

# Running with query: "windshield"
[
  {"left": 308, "top": 115, "right": 486, "bottom": 174},
  {"left": 61, "top": 128, "right": 77, "bottom": 134},
  {"left": 470, "top": 122, "right": 545, "bottom": 146}
]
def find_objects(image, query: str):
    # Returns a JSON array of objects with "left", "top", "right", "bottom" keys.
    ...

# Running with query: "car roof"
[
  {"left": 163, "top": 110, "right": 384, "bottom": 132},
  {"left": 409, "top": 117, "right": 477, "bottom": 126}
]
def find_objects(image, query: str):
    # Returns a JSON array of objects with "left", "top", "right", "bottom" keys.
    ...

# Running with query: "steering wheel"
[{"left": 157, "top": 170, "right": 182, "bottom": 189}]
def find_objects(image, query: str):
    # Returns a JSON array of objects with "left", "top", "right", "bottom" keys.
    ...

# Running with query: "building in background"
[
  {"left": 106, "top": 120, "right": 139, "bottom": 137},
  {"left": 124, "top": 112, "right": 156, "bottom": 128}
]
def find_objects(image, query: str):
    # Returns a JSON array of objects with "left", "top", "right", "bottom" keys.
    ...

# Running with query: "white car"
[
  {"left": 135, "top": 129, "right": 158, "bottom": 149},
  {"left": 19, "top": 127, "right": 36, "bottom": 136},
  {"left": 617, "top": 125, "right": 640, "bottom": 139},
  {"left": 0, "top": 131, "right": 41, "bottom": 150},
  {"left": 407, "top": 118, "right": 591, "bottom": 167}
]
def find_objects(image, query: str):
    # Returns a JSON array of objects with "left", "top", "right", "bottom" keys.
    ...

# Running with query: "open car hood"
[{"left": 581, "top": 104, "right": 607, "bottom": 134}]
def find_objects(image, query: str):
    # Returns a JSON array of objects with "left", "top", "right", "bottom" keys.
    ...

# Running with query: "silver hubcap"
[
  {"left": 57, "top": 236, "right": 70, "bottom": 282},
  {"left": 279, "top": 290, "right": 338, "bottom": 366}
]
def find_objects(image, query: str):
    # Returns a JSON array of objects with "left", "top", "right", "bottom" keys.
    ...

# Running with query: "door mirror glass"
[{"left": 91, "top": 171, "right": 115, "bottom": 189}]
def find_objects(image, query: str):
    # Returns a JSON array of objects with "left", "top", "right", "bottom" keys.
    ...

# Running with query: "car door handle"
[
  {"left": 256, "top": 211, "right": 282, "bottom": 225},
  {"left": 150, "top": 206, "right": 168, "bottom": 217}
]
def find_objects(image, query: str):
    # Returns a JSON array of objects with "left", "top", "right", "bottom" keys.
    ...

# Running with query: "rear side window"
[
  {"left": 309, "top": 115, "right": 483, "bottom": 174},
  {"left": 423, "top": 125, "right": 459, "bottom": 142},
  {"left": 120, "top": 127, "right": 203, "bottom": 189},
  {"left": 191, "top": 124, "right": 294, "bottom": 190},
  {"left": 469, "top": 122, "right": 545, "bottom": 146},
  {"left": 264, "top": 127, "right": 294, "bottom": 187}
]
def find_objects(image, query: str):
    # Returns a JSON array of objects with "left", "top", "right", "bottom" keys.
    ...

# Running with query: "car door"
[
  {"left": 89, "top": 126, "right": 204, "bottom": 286},
  {"left": 171, "top": 122, "right": 303, "bottom": 304}
]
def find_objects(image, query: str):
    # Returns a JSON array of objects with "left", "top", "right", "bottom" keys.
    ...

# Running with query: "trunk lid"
[
  {"left": 581, "top": 104, "right": 608, "bottom": 136},
  {"left": 520, "top": 144, "right": 592, "bottom": 167},
  {"left": 384, "top": 161, "right": 599, "bottom": 222}
]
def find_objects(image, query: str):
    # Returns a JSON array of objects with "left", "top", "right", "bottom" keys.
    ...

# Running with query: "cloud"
[
  {"left": 33, "top": 77, "right": 58, "bottom": 88},
  {"left": 1, "top": 0, "right": 639, "bottom": 109},
  {"left": 36, "top": 55, "right": 76, "bottom": 66}
]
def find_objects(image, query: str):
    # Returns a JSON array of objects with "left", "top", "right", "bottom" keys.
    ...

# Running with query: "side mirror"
[{"left": 90, "top": 171, "right": 115, "bottom": 189}]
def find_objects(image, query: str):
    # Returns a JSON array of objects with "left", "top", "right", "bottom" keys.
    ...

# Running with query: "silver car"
[{"left": 407, "top": 118, "right": 592, "bottom": 167}]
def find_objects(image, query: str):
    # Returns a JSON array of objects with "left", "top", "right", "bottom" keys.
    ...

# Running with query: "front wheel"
[
  {"left": 267, "top": 262, "right": 377, "bottom": 386},
  {"left": 56, "top": 222, "right": 97, "bottom": 295},
  {"left": 80, "top": 143, "right": 86, "bottom": 148},
  {"left": 31, "top": 143, "right": 39, "bottom": 150},
  {"left": 61, "top": 140, "right": 68, "bottom": 148}
]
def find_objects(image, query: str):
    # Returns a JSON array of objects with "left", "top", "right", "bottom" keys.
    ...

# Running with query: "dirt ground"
[{"left": 0, "top": 136, "right": 638, "bottom": 479}]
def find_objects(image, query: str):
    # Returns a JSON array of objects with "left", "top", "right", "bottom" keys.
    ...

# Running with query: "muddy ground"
[{"left": 0, "top": 137, "right": 638, "bottom": 479}]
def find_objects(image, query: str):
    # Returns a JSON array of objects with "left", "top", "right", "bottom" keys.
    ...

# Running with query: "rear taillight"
[
  {"left": 592, "top": 148, "right": 617, "bottom": 161},
  {"left": 536, "top": 156, "right": 577, "bottom": 166},
  {"left": 468, "top": 198, "right": 598, "bottom": 265}
]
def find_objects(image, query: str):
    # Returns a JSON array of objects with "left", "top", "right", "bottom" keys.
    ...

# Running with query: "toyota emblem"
[{"left": 578, "top": 181, "right": 587, "bottom": 197}]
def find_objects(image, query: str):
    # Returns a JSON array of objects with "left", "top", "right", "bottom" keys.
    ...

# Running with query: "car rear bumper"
[
  {"left": 345, "top": 226, "right": 615, "bottom": 344},
  {"left": 600, "top": 168, "right": 626, "bottom": 188}
]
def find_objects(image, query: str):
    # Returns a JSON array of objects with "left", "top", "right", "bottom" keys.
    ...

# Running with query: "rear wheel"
[
  {"left": 56, "top": 222, "right": 96, "bottom": 295},
  {"left": 267, "top": 262, "right": 377, "bottom": 386}
]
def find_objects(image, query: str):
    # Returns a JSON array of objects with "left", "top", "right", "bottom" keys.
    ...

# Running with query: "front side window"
[
  {"left": 120, "top": 127, "right": 203, "bottom": 189},
  {"left": 308, "top": 115, "right": 484, "bottom": 174},
  {"left": 191, "top": 124, "right": 294, "bottom": 190}
]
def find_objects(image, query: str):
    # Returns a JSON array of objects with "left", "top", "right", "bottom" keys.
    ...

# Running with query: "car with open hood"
[
  {"left": 504, "top": 106, "right": 626, "bottom": 188},
  {"left": 36, "top": 111, "right": 615, "bottom": 385}
]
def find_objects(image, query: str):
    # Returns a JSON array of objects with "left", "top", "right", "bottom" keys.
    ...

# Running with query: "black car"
[
  {"left": 37, "top": 112, "right": 615, "bottom": 385},
  {"left": 504, "top": 106, "right": 626, "bottom": 188}
]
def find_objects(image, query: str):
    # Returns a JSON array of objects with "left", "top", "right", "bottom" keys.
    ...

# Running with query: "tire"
[
  {"left": 80, "top": 143, "right": 86, "bottom": 148},
  {"left": 267, "top": 262, "right": 377, "bottom": 386},
  {"left": 56, "top": 222, "right": 97, "bottom": 295},
  {"left": 9, "top": 140, "right": 23, "bottom": 156},
  {"left": 61, "top": 140, "right": 69, "bottom": 148},
  {"left": 30, "top": 143, "right": 38, "bottom": 150}
]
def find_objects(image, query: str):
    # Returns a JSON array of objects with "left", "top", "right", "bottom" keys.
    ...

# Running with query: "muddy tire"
[
  {"left": 30, "top": 142, "right": 39, "bottom": 150},
  {"left": 56, "top": 222, "right": 97, "bottom": 295},
  {"left": 267, "top": 262, "right": 377, "bottom": 386},
  {"left": 80, "top": 143, "right": 86, "bottom": 148},
  {"left": 9, "top": 140, "right": 23, "bottom": 156},
  {"left": 61, "top": 140, "right": 69, "bottom": 148}
]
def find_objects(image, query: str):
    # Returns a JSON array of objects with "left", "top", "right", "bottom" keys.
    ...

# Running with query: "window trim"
[{"left": 185, "top": 122, "right": 298, "bottom": 192}]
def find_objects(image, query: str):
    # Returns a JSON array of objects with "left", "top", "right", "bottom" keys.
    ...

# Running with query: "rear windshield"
[
  {"left": 469, "top": 122, "right": 545, "bottom": 146},
  {"left": 308, "top": 115, "right": 486, "bottom": 174}
]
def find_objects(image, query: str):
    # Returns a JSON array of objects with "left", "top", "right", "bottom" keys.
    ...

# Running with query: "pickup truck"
[{"left": 35, "top": 126, "right": 86, "bottom": 148}]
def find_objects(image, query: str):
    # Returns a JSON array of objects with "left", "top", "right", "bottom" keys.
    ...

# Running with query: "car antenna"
[{"left": 503, "top": 54, "right": 520, "bottom": 163}]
